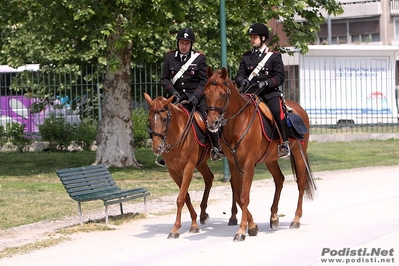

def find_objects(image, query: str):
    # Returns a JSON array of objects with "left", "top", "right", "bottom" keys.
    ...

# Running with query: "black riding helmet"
[
  {"left": 177, "top": 28, "right": 196, "bottom": 42},
  {"left": 176, "top": 28, "right": 195, "bottom": 51},
  {"left": 247, "top": 23, "right": 269, "bottom": 45}
]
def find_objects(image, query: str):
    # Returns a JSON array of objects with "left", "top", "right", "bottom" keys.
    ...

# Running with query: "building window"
[
  {"left": 337, "top": 36, "right": 347, "bottom": 44},
  {"left": 395, "top": 20, "right": 399, "bottom": 40},
  {"left": 351, "top": 33, "right": 380, "bottom": 43},
  {"left": 318, "top": 36, "right": 347, "bottom": 45}
]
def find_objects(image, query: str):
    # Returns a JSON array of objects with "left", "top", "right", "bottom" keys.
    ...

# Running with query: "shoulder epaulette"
[
  {"left": 192, "top": 50, "right": 204, "bottom": 55},
  {"left": 243, "top": 50, "right": 252, "bottom": 55}
]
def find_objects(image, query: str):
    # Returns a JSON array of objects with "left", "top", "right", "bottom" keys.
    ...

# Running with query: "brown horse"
[
  {"left": 144, "top": 93, "right": 237, "bottom": 239},
  {"left": 203, "top": 67, "right": 316, "bottom": 241}
]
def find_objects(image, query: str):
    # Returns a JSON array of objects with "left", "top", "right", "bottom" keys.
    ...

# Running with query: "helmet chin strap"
[
  {"left": 252, "top": 35, "right": 266, "bottom": 50},
  {"left": 253, "top": 43, "right": 266, "bottom": 50}
]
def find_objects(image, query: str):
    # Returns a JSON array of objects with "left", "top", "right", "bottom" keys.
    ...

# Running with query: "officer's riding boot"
[
  {"left": 276, "top": 117, "right": 290, "bottom": 158},
  {"left": 156, "top": 158, "right": 166, "bottom": 167},
  {"left": 208, "top": 131, "right": 225, "bottom": 161}
]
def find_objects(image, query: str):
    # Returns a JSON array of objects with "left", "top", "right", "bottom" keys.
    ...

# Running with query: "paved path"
[{"left": 1, "top": 166, "right": 399, "bottom": 266}]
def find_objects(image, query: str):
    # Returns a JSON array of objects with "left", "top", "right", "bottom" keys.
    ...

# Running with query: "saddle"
[{"left": 249, "top": 95, "right": 308, "bottom": 141}]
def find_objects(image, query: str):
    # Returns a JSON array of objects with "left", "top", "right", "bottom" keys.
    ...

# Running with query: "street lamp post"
[{"left": 220, "top": 0, "right": 231, "bottom": 182}]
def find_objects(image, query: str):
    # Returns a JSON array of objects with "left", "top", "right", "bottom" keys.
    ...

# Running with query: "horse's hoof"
[
  {"left": 248, "top": 224, "right": 259, "bottom": 236},
  {"left": 167, "top": 232, "right": 180, "bottom": 239},
  {"left": 270, "top": 218, "right": 280, "bottom": 229},
  {"left": 189, "top": 227, "right": 200, "bottom": 233},
  {"left": 289, "top": 222, "right": 300, "bottom": 229},
  {"left": 233, "top": 233, "right": 246, "bottom": 242},
  {"left": 200, "top": 214, "right": 209, "bottom": 225},
  {"left": 228, "top": 218, "right": 238, "bottom": 226}
]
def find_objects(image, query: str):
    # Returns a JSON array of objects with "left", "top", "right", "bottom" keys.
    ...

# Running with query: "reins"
[
  {"left": 222, "top": 95, "right": 260, "bottom": 174},
  {"left": 206, "top": 79, "right": 260, "bottom": 174}
]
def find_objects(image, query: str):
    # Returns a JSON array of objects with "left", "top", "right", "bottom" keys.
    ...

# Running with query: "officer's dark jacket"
[
  {"left": 235, "top": 48, "right": 285, "bottom": 99},
  {"left": 160, "top": 50, "right": 207, "bottom": 101}
]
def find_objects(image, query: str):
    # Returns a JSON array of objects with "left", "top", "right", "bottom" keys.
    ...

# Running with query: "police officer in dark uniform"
[
  {"left": 235, "top": 23, "right": 290, "bottom": 158},
  {"left": 156, "top": 28, "right": 224, "bottom": 166}
]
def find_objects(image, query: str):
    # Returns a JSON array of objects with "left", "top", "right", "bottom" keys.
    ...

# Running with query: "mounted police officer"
[
  {"left": 157, "top": 28, "right": 224, "bottom": 166},
  {"left": 235, "top": 23, "right": 290, "bottom": 158}
]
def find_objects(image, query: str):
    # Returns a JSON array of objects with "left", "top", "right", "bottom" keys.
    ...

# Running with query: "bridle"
[
  {"left": 206, "top": 79, "right": 255, "bottom": 127},
  {"left": 205, "top": 77, "right": 260, "bottom": 174},
  {"left": 205, "top": 80, "right": 231, "bottom": 126},
  {"left": 148, "top": 104, "right": 195, "bottom": 154},
  {"left": 148, "top": 108, "right": 172, "bottom": 148}
]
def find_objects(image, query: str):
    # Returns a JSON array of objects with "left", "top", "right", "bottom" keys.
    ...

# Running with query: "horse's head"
[
  {"left": 204, "top": 67, "right": 232, "bottom": 132},
  {"left": 143, "top": 93, "right": 174, "bottom": 155}
]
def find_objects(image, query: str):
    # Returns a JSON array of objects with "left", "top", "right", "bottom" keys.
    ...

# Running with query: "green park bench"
[{"left": 56, "top": 164, "right": 150, "bottom": 225}]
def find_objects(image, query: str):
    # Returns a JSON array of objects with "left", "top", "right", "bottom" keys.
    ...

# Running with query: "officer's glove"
[
  {"left": 186, "top": 95, "right": 199, "bottom": 107},
  {"left": 240, "top": 78, "right": 250, "bottom": 89},
  {"left": 258, "top": 80, "right": 269, "bottom": 90},
  {"left": 172, "top": 91, "right": 182, "bottom": 104}
]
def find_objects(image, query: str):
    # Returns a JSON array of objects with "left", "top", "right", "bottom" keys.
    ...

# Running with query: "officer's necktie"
[{"left": 182, "top": 55, "right": 186, "bottom": 62}]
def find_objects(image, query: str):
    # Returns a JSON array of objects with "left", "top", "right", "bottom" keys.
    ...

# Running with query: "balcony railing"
[{"left": 391, "top": 0, "right": 399, "bottom": 15}]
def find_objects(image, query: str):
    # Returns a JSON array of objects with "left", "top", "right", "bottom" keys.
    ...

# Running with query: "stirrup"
[
  {"left": 210, "top": 147, "right": 225, "bottom": 162},
  {"left": 155, "top": 159, "right": 167, "bottom": 167},
  {"left": 278, "top": 142, "right": 290, "bottom": 159}
]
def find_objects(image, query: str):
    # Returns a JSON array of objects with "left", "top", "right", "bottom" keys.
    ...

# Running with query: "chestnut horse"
[
  {"left": 144, "top": 93, "right": 237, "bottom": 239},
  {"left": 203, "top": 67, "right": 316, "bottom": 241}
]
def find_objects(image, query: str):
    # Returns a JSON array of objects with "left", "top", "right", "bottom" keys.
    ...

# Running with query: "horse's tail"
[{"left": 290, "top": 153, "right": 317, "bottom": 201}]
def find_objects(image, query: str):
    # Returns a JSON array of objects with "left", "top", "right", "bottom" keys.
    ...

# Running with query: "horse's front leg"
[
  {"left": 167, "top": 170, "right": 197, "bottom": 239},
  {"left": 234, "top": 198, "right": 258, "bottom": 241},
  {"left": 228, "top": 179, "right": 238, "bottom": 226},
  {"left": 232, "top": 165, "right": 258, "bottom": 241}
]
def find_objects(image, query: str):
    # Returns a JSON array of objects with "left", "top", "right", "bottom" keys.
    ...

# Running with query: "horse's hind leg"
[
  {"left": 266, "top": 161, "right": 285, "bottom": 229},
  {"left": 196, "top": 162, "right": 214, "bottom": 225},
  {"left": 289, "top": 141, "right": 317, "bottom": 229},
  {"left": 289, "top": 151, "right": 307, "bottom": 229}
]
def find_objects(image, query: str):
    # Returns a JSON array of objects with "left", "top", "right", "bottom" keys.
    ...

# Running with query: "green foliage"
[
  {"left": 38, "top": 114, "right": 74, "bottom": 151},
  {"left": 74, "top": 121, "right": 98, "bottom": 151},
  {"left": 0, "top": 125, "right": 7, "bottom": 149},
  {"left": 132, "top": 108, "right": 149, "bottom": 148},
  {"left": 6, "top": 122, "right": 31, "bottom": 152},
  {"left": 0, "top": 0, "right": 344, "bottom": 68},
  {"left": 0, "top": 0, "right": 344, "bottom": 166},
  {"left": 38, "top": 115, "right": 98, "bottom": 152}
]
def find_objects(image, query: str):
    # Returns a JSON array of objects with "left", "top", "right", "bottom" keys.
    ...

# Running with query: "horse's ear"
[
  {"left": 206, "top": 66, "right": 213, "bottom": 78},
  {"left": 221, "top": 67, "right": 227, "bottom": 79},
  {"left": 165, "top": 95, "right": 174, "bottom": 106},
  {"left": 143, "top": 93, "right": 152, "bottom": 105}
]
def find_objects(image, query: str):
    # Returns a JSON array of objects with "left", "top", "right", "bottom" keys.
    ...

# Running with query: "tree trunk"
[{"left": 94, "top": 41, "right": 142, "bottom": 168}]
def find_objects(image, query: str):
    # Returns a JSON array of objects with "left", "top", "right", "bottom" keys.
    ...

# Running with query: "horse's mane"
[
  {"left": 205, "top": 68, "right": 237, "bottom": 91},
  {"left": 151, "top": 96, "right": 167, "bottom": 111}
]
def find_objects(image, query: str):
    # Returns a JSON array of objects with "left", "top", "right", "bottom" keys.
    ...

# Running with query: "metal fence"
[{"left": 0, "top": 63, "right": 398, "bottom": 135}]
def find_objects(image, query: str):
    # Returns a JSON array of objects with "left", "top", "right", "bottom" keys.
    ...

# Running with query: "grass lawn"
[{"left": 0, "top": 139, "right": 398, "bottom": 230}]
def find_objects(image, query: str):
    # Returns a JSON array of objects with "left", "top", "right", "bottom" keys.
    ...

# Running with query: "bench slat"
[
  {"left": 58, "top": 173, "right": 112, "bottom": 182},
  {"left": 55, "top": 164, "right": 150, "bottom": 225},
  {"left": 67, "top": 187, "right": 120, "bottom": 197},
  {"left": 63, "top": 178, "right": 116, "bottom": 189}
]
